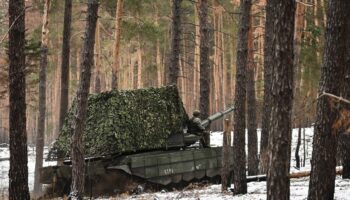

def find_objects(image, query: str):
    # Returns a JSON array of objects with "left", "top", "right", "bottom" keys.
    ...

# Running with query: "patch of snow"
[{"left": 0, "top": 146, "right": 56, "bottom": 194}]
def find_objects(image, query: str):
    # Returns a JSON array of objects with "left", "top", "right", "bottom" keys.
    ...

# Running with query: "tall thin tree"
[
  {"left": 167, "top": 0, "right": 182, "bottom": 86},
  {"left": 70, "top": 0, "right": 99, "bottom": 199},
  {"left": 58, "top": 0, "right": 72, "bottom": 131},
  {"left": 247, "top": 9, "right": 258, "bottom": 176},
  {"left": 259, "top": 0, "right": 273, "bottom": 174},
  {"left": 33, "top": 0, "right": 50, "bottom": 195},
  {"left": 308, "top": 0, "right": 350, "bottom": 199},
  {"left": 266, "top": 0, "right": 296, "bottom": 199},
  {"left": 198, "top": 0, "right": 210, "bottom": 147},
  {"left": 112, "top": 0, "right": 124, "bottom": 89},
  {"left": 232, "top": 0, "right": 251, "bottom": 194},
  {"left": 8, "top": 0, "right": 30, "bottom": 199}
]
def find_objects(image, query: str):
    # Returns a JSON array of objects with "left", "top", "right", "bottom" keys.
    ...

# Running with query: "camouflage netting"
[{"left": 48, "top": 85, "right": 188, "bottom": 160}]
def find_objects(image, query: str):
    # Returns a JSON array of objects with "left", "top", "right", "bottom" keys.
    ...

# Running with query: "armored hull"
[{"left": 41, "top": 147, "right": 233, "bottom": 196}]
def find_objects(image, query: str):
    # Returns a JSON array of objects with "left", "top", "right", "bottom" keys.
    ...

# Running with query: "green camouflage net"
[{"left": 48, "top": 85, "right": 188, "bottom": 160}]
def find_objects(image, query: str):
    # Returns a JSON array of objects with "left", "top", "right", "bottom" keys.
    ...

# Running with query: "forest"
[{"left": 0, "top": 0, "right": 350, "bottom": 199}]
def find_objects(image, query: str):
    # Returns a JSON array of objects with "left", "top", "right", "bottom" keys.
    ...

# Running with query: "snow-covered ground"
[
  {"left": 0, "top": 145, "right": 56, "bottom": 197},
  {"left": 0, "top": 127, "right": 350, "bottom": 199}
]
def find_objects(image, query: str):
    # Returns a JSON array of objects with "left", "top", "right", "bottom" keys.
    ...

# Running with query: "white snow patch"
[{"left": 0, "top": 146, "right": 56, "bottom": 195}]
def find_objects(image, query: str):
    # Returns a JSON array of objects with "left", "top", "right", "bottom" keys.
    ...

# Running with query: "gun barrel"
[{"left": 200, "top": 106, "right": 235, "bottom": 127}]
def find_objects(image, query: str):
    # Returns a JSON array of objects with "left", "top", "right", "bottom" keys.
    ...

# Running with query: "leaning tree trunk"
[
  {"left": 232, "top": 0, "right": 251, "bottom": 195},
  {"left": 112, "top": 0, "right": 123, "bottom": 89},
  {"left": 70, "top": 1, "right": 99, "bottom": 199},
  {"left": 8, "top": 0, "right": 30, "bottom": 199},
  {"left": 308, "top": 0, "right": 350, "bottom": 199},
  {"left": 198, "top": 0, "right": 210, "bottom": 146},
  {"left": 266, "top": 1, "right": 296, "bottom": 200},
  {"left": 247, "top": 8, "right": 258, "bottom": 176},
  {"left": 33, "top": 0, "right": 50, "bottom": 196},
  {"left": 259, "top": 0, "right": 273, "bottom": 174},
  {"left": 59, "top": 0, "right": 72, "bottom": 131},
  {"left": 167, "top": 0, "right": 182, "bottom": 86}
]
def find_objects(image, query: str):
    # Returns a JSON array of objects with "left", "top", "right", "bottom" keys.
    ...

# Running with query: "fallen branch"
[{"left": 247, "top": 167, "right": 343, "bottom": 182}]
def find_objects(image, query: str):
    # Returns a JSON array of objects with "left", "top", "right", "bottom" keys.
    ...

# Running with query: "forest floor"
[{"left": 0, "top": 127, "right": 350, "bottom": 199}]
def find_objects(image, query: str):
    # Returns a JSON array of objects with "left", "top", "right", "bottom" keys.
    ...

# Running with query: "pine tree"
[
  {"left": 247, "top": 8, "right": 258, "bottom": 176},
  {"left": 308, "top": 1, "right": 350, "bottom": 199},
  {"left": 198, "top": 0, "right": 210, "bottom": 146},
  {"left": 266, "top": 0, "right": 296, "bottom": 199},
  {"left": 33, "top": 0, "right": 50, "bottom": 195},
  {"left": 112, "top": 0, "right": 124, "bottom": 89},
  {"left": 167, "top": 0, "right": 182, "bottom": 86},
  {"left": 70, "top": 0, "right": 99, "bottom": 199},
  {"left": 58, "top": 0, "right": 72, "bottom": 131},
  {"left": 259, "top": 0, "right": 273, "bottom": 174},
  {"left": 232, "top": 0, "right": 251, "bottom": 194},
  {"left": 8, "top": 0, "right": 30, "bottom": 199}
]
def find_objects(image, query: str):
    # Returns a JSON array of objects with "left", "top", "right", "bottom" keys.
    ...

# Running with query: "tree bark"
[
  {"left": 94, "top": 18, "right": 101, "bottom": 93},
  {"left": 232, "top": 0, "right": 251, "bottom": 195},
  {"left": 266, "top": 1, "right": 296, "bottom": 200},
  {"left": 340, "top": 12, "right": 350, "bottom": 179},
  {"left": 33, "top": 0, "right": 50, "bottom": 195},
  {"left": 308, "top": 0, "right": 350, "bottom": 199},
  {"left": 338, "top": 3, "right": 350, "bottom": 179},
  {"left": 295, "top": 122, "right": 302, "bottom": 169},
  {"left": 112, "top": 0, "right": 123, "bottom": 89},
  {"left": 339, "top": 133, "right": 350, "bottom": 179},
  {"left": 137, "top": 37, "right": 142, "bottom": 89},
  {"left": 8, "top": 0, "right": 30, "bottom": 199},
  {"left": 259, "top": 0, "right": 273, "bottom": 174},
  {"left": 193, "top": 2, "right": 200, "bottom": 109},
  {"left": 247, "top": 8, "right": 258, "bottom": 176},
  {"left": 167, "top": 0, "right": 182, "bottom": 86},
  {"left": 70, "top": 1, "right": 99, "bottom": 199},
  {"left": 59, "top": 0, "right": 72, "bottom": 131},
  {"left": 198, "top": 0, "right": 210, "bottom": 146},
  {"left": 221, "top": 119, "right": 231, "bottom": 192}
]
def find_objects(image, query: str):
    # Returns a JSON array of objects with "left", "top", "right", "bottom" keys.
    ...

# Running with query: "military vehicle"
[{"left": 40, "top": 86, "right": 234, "bottom": 196}]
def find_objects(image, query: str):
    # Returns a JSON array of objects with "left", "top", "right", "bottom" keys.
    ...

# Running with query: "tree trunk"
[
  {"left": 59, "top": 0, "right": 72, "bottom": 131},
  {"left": 247, "top": 8, "right": 258, "bottom": 176},
  {"left": 308, "top": 1, "right": 350, "bottom": 199},
  {"left": 295, "top": 122, "right": 302, "bottom": 169},
  {"left": 155, "top": 8, "right": 162, "bottom": 87},
  {"left": 112, "top": 0, "right": 123, "bottom": 89},
  {"left": 198, "top": 0, "right": 210, "bottom": 146},
  {"left": 259, "top": 0, "right": 273, "bottom": 174},
  {"left": 94, "top": 18, "right": 101, "bottom": 93},
  {"left": 339, "top": 133, "right": 350, "bottom": 179},
  {"left": 221, "top": 119, "right": 231, "bottom": 192},
  {"left": 266, "top": 1, "right": 295, "bottom": 199},
  {"left": 340, "top": 13, "right": 350, "bottom": 179},
  {"left": 33, "top": 0, "right": 50, "bottom": 195},
  {"left": 137, "top": 37, "right": 142, "bottom": 89},
  {"left": 70, "top": 1, "right": 99, "bottom": 199},
  {"left": 167, "top": 0, "right": 182, "bottom": 86},
  {"left": 8, "top": 0, "right": 30, "bottom": 199},
  {"left": 232, "top": 0, "right": 251, "bottom": 195},
  {"left": 193, "top": 2, "right": 200, "bottom": 109}
]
